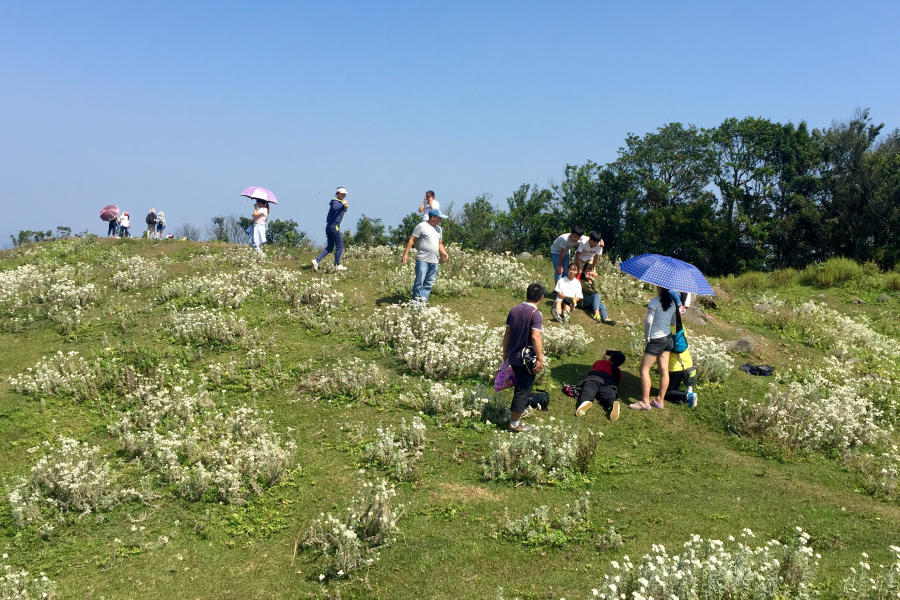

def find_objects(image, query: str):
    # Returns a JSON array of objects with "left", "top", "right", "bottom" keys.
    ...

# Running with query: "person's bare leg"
[
  {"left": 656, "top": 353, "right": 670, "bottom": 406},
  {"left": 554, "top": 299, "right": 563, "bottom": 314},
  {"left": 639, "top": 353, "right": 655, "bottom": 406}
]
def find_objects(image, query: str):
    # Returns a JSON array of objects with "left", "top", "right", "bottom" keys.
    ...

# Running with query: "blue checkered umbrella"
[{"left": 619, "top": 254, "right": 715, "bottom": 295}]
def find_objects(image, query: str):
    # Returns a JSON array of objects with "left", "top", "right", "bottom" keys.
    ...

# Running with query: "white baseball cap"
[{"left": 336, "top": 187, "right": 347, "bottom": 195}]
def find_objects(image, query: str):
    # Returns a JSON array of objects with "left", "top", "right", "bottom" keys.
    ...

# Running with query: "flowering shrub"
[
  {"left": 362, "top": 416, "right": 426, "bottom": 481},
  {"left": 402, "top": 381, "right": 493, "bottom": 427},
  {"left": 7, "top": 438, "right": 127, "bottom": 528},
  {"left": 482, "top": 423, "right": 601, "bottom": 485},
  {"left": 8, "top": 351, "right": 100, "bottom": 400},
  {"left": 493, "top": 492, "right": 591, "bottom": 547},
  {"left": 589, "top": 528, "right": 817, "bottom": 600},
  {"left": 166, "top": 307, "right": 249, "bottom": 345},
  {"left": 111, "top": 385, "right": 295, "bottom": 504},
  {"left": 161, "top": 272, "right": 253, "bottom": 308},
  {"left": 111, "top": 256, "right": 163, "bottom": 290},
  {"left": 541, "top": 323, "right": 593, "bottom": 356},
  {"left": 726, "top": 358, "right": 891, "bottom": 457},
  {"left": 0, "top": 265, "right": 48, "bottom": 311},
  {"left": 841, "top": 546, "right": 900, "bottom": 599},
  {"left": 359, "top": 302, "right": 504, "bottom": 380},
  {"left": 342, "top": 244, "right": 402, "bottom": 262},
  {"left": 0, "top": 553, "right": 58, "bottom": 599},
  {"left": 381, "top": 262, "right": 473, "bottom": 298},
  {"left": 301, "top": 479, "right": 404, "bottom": 578},
  {"left": 45, "top": 279, "right": 100, "bottom": 308},
  {"left": 689, "top": 334, "right": 733, "bottom": 383},
  {"left": 595, "top": 259, "right": 651, "bottom": 305},
  {"left": 297, "top": 358, "right": 390, "bottom": 402}
]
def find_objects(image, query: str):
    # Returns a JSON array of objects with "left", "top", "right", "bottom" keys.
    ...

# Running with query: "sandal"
[
  {"left": 629, "top": 402, "right": 652, "bottom": 411},
  {"left": 650, "top": 400, "right": 665, "bottom": 409}
]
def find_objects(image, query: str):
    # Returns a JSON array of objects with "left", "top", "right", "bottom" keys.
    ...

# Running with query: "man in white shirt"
[
  {"left": 574, "top": 231, "right": 605, "bottom": 271},
  {"left": 549, "top": 226, "right": 584, "bottom": 281},
  {"left": 402, "top": 208, "right": 449, "bottom": 304},
  {"left": 552, "top": 263, "right": 584, "bottom": 323},
  {"left": 417, "top": 191, "right": 440, "bottom": 222}
]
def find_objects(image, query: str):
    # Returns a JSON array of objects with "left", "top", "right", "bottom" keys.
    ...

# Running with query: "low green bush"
[
  {"left": 770, "top": 268, "right": 799, "bottom": 286},
  {"left": 800, "top": 257, "right": 865, "bottom": 288}
]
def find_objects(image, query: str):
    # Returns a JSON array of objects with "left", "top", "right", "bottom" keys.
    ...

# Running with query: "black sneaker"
[
  {"left": 508, "top": 423, "right": 534, "bottom": 433},
  {"left": 575, "top": 400, "right": 593, "bottom": 416},
  {"left": 539, "top": 396, "right": 550, "bottom": 411}
]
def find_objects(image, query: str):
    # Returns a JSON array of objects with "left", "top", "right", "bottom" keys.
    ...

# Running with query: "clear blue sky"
[{"left": 2, "top": 1, "right": 899, "bottom": 245}]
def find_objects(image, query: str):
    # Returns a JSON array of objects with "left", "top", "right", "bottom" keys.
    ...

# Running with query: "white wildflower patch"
[
  {"left": 166, "top": 307, "right": 249, "bottom": 345},
  {"left": 589, "top": 528, "right": 818, "bottom": 600},
  {"left": 541, "top": 323, "right": 593, "bottom": 356},
  {"left": 841, "top": 545, "right": 900, "bottom": 597},
  {"left": 7, "top": 438, "right": 129, "bottom": 528},
  {"left": 0, "top": 264, "right": 48, "bottom": 310},
  {"left": 482, "top": 423, "right": 601, "bottom": 485},
  {"left": 402, "top": 380, "right": 494, "bottom": 426},
  {"left": 301, "top": 479, "right": 403, "bottom": 578},
  {"left": 44, "top": 279, "right": 100, "bottom": 309},
  {"left": 362, "top": 416, "right": 426, "bottom": 481},
  {"left": 298, "top": 358, "right": 390, "bottom": 402},
  {"left": 111, "top": 255, "right": 164, "bottom": 290},
  {"left": 359, "top": 302, "right": 504, "bottom": 380},
  {"left": 494, "top": 492, "right": 592, "bottom": 547},
  {"left": 0, "top": 553, "right": 58, "bottom": 599},
  {"left": 342, "top": 245, "right": 402, "bottom": 262},
  {"left": 110, "top": 385, "right": 295, "bottom": 504},
  {"left": 689, "top": 334, "right": 733, "bottom": 383}
]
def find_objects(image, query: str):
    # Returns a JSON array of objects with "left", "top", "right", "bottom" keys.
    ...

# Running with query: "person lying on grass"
[
  {"left": 571, "top": 350, "right": 625, "bottom": 421},
  {"left": 579, "top": 263, "right": 616, "bottom": 326},
  {"left": 552, "top": 262, "right": 583, "bottom": 323}
]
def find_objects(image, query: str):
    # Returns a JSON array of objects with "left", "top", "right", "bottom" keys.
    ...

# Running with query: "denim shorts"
[{"left": 644, "top": 336, "right": 674, "bottom": 356}]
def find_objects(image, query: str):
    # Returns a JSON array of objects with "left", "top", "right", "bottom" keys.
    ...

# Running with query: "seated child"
[
  {"left": 567, "top": 350, "right": 625, "bottom": 421},
  {"left": 552, "top": 263, "right": 583, "bottom": 323},
  {"left": 665, "top": 346, "right": 698, "bottom": 407}
]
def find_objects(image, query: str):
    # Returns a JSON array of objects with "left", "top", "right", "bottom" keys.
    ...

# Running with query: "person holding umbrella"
[
  {"left": 312, "top": 187, "right": 348, "bottom": 272},
  {"left": 617, "top": 253, "right": 715, "bottom": 411},
  {"left": 100, "top": 205, "right": 120, "bottom": 237},
  {"left": 240, "top": 187, "right": 279, "bottom": 253}
]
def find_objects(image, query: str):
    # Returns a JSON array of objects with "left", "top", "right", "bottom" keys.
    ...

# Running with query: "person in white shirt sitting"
[
  {"left": 552, "top": 263, "right": 584, "bottom": 323},
  {"left": 417, "top": 191, "right": 440, "bottom": 222}
]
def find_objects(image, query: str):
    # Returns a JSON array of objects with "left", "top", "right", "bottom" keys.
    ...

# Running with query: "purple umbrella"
[
  {"left": 100, "top": 205, "right": 119, "bottom": 221},
  {"left": 241, "top": 187, "right": 278, "bottom": 204}
]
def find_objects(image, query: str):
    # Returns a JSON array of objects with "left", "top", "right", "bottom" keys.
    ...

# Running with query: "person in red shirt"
[{"left": 570, "top": 350, "right": 625, "bottom": 421}]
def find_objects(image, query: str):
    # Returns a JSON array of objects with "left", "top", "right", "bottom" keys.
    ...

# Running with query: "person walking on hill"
[
  {"left": 549, "top": 226, "right": 583, "bottom": 282},
  {"left": 580, "top": 263, "right": 616, "bottom": 325},
  {"left": 501, "top": 283, "right": 546, "bottom": 433},
  {"left": 574, "top": 231, "right": 604, "bottom": 271},
  {"left": 107, "top": 217, "right": 118, "bottom": 238},
  {"left": 155, "top": 211, "right": 166, "bottom": 239},
  {"left": 118, "top": 212, "right": 131, "bottom": 237},
  {"left": 247, "top": 201, "right": 270, "bottom": 253},
  {"left": 402, "top": 209, "right": 449, "bottom": 304},
  {"left": 312, "top": 187, "right": 348, "bottom": 272},
  {"left": 630, "top": 286, "right": 677, "bottom": 411},
  {"left": 144, "top": 209, "right": 157, "bottom": 238},
  {"left": 417, "top": 191, "right": 439, "bottom": 222}
]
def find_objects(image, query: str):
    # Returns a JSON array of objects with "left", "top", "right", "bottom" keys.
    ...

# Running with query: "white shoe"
[
  {"left": 311, "top": 259, "right": 319, "bottom": 272},
  {"left": 335, "top": 265, "right": 348, "bottom": 271}
]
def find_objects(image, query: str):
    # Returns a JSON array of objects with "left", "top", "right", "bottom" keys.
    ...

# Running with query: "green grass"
[{"left": 1, "top": 239, "right": 898, "bottom": 599}]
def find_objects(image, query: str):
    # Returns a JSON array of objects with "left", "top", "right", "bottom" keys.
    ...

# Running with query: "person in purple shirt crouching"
[
  {"left": 312, "top": 187, "right": 349, "bottom": 272},
  {"left": 500, "top": 283, "right": 546, "bottom": 433}
]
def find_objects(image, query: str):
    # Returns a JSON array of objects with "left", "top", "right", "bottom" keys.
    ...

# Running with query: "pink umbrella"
[
  {"left": 241, "top": 187, "right": 278, "bottom": 204},
  {"left": 100, "top": 205, "right": 119, "bottom": 221}
]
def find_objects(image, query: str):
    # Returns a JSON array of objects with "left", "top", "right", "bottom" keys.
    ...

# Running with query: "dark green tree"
[
  {"left": 346, "top": 215, "right": 388, "bottom": 247},
  {"left": 389, "top": 213, "right": 423, "bottom": 246}
]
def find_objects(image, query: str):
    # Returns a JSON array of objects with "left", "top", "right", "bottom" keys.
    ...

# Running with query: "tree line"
[{"left": 345, "top": 110, "right": 900, "bottom": 276}]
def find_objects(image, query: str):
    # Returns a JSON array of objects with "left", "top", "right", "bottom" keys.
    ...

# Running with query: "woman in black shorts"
[{"left": 630, "top": 286, "right": 677, "bottom": 411}]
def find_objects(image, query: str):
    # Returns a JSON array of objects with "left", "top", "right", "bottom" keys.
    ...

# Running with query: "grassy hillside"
[{"left": 1, "top": 238, "right": 898, "bottom": 599}]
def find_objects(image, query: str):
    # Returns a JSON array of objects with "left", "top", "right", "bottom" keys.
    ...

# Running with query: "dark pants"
[
  {"left": 510, "top": 364, "right": 536, "bottom": 414},
  {"left": 664, "top": 371, "right": 688, "bottom": 403},
  {"left": 577, "top": 378, "right": 617, "bottom": 411},
  {"left": 316, "top": 223, "right": 343, "bottom": 265}
]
